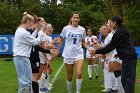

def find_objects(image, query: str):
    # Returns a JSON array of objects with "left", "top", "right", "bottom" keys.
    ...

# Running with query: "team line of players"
[{"left": 13, "top": 11, "right": 126, "bottom": 93}]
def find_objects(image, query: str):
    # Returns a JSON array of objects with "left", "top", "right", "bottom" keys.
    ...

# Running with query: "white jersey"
[
  {"left": 60, "top": 25, "right": 86, "bottom": 58},
  {"left": 85, "top": 35, "right": 98, "bottom": 58},
  {"left": 38, "top": 30, "right": 46, "bottom": 41},
  {"left": 44, "top": 35, "right": 53, "bottom": 60},
  {"left": 38, "top": 31, "right": 48, "bottom": 63},
  {"left": 44, "top": 35, "right": 52, "bottom": 44},
  {"left": 39, "top": 34, "right": 53, "bottom": 62},
  {"left": 104, "top": 30, "right": 122, "bottom": 63}
]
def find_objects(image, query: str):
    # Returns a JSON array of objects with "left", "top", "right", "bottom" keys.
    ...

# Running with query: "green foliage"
[
  {"left": 0, "top": 2, "right": 21, "bottom": 34},
  {"left": 0, "top": 0, "right": 139, "bottom": 44}
]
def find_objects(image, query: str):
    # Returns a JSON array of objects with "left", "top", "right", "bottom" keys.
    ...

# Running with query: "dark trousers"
[{"left": 121, "top": 57, "right": 137, "bottom": 93}]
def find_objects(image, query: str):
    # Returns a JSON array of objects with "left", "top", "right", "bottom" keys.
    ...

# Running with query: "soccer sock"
[
  {"left": 32, "top": 81, "right": 39, "bottom": 93},
  {"left": 94, "top": 64, "right": 98, "bottom": 76},
  {"left": 116, "top": 76, "right": 124, "bottom": 93},
  {"left": 76, "top": 79, "right": 82, "bottom": 93},
  {"left": 66, "top": 80, "right": 72, "bottom": 93},
  {"left": 45, "top": 74, "right": 50, "bottom": 86},
  {"left": 39, "top": 73, "right": 46, "bottom": 88},
  {"left": 88, "top": 65, "right": 92, "bottom": 78},
  {"left": 47, "top": 74, "right": 50, "bottom": 82}
]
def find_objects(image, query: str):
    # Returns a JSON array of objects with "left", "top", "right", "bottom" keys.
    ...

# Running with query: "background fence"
[{"left": 0, "top": 34, "right": 140, "bottom": 58}]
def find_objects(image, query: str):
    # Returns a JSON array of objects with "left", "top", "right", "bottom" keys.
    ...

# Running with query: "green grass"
[{"left": 0, "top": 57, "right": 140, "bottom": 93}]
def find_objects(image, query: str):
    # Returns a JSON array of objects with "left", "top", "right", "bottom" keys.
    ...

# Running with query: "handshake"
[{"left": 89, "top": 42, "right": 103, "bottom": 56}]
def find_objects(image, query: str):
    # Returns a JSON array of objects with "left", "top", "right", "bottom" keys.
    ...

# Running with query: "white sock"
[
  {"left": 76, "top": 79, "right": 82, "bottom": 93},
  {"left": 47, "top": 74, "right": 50, "bottom": 82},
  {"left": 88, "top": 65, "right": 92, "bottom": 78},
  {"left": 94, "top": 64, "right": 98, "bottom": 76},
  {"left": 39, "top": 73, "right": 46, "bottom": 88},
  {"left": 116, "top": 76, "right": 124, "bottom": 93},
  {"left": 66, "top": 80, "right": 72, "bottom": 93},
  {"left": 44, "top": 74, "right": 51, "bottom": 86}
]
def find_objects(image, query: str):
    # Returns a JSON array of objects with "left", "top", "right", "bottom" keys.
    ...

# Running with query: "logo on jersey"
[{"left": 68, "top": 32, "right": 84, "bottom": 38}]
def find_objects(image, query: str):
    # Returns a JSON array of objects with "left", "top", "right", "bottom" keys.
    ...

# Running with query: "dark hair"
[
  {"left": 111, "top": 16, "right": 123, "bottom": 26},
  {"left": 68, "top": 11, "right": 80, "bottom": 25}
]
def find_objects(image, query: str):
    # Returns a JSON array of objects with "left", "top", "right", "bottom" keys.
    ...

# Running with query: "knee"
[{"left": 77, "top": 73, "right": 82, "bottom": 79}]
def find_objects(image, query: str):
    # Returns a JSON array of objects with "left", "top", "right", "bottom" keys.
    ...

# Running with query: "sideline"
[{"left": 51, "top": 62, "right": 65, "bottom": 84}]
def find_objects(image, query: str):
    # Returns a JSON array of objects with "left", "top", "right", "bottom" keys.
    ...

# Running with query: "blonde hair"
[
  {"left": 21, "top": 12, "right": 34, "bottom": 24},
  {"left": 47, "top": 23, "right": 52, "bottom": 28}
]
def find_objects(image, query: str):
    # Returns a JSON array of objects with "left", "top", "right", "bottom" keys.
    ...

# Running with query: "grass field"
[{"left": 0, "top": 57, "right": 140, "bottom": 93}]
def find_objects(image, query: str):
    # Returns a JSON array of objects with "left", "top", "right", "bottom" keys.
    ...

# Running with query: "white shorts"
[
  {"left": 64, "top": 57, "right": 84, "bottom": 64},
  {"left": 86, "top": 50, "right": 97, "bottom": 58},
  {"left": 86, "top": 55, "right": 96, "bottom": 58}
]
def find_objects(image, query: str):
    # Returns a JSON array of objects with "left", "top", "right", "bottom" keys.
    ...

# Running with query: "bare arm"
[
  {"left": 82, "top": 39, "right": 91, "bottom": 53},
  {"left": 56, "top": 37, "right": 64, "bottom": 55}
]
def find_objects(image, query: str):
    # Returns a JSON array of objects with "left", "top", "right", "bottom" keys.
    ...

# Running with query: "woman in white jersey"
[
  {"left": 39, "top": 24, "right": 58, "bottom": 91},
  {"left": 13, "top": 12, "right": 46, "bottom": 93},
  {"left": 85, "top": 28, "right": 99, "bottom": 79},
  {"left": 99, "top": 25, "right": 115, "bottom": 92},
  {"left": 57, "top": 11, "right": 92, "bottom": 93}
]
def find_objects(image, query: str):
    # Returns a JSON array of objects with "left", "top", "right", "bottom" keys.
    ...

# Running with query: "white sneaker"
[
  {"left": 102, "top": 89, "right": 107, "bottom": 92},
  {"left": 48, "top": 82, "right": 53, "bottom": 87},
  {"left": 39, "top": 87, "right": 49, "bottom": 93},
  {"left": 44, "top": 84, "right": 52, "bottom": 90},
  {"left": 76, "top": 91, "right": 80, "bottom": 93}
]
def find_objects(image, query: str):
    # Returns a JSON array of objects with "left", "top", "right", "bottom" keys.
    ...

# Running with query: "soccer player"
[
  {"left": 39, "top": 23, "right": 59, "bottom": 91},
  {"left": 57, "top": 11, "right": 92, "bottom": 93},
  {"left": 85, "top": 28, "right": 99, "bottom": 79},
  {"left": 28, "top": 16, "right": 54, "bottom": 93}
]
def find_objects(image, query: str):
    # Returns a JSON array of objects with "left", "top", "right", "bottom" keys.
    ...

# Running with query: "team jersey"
[
  {"left": 44, "top": 35, "right": 53, "bottom": 44},
  {"left": 38, "top": 31, "right": 48, "bottom": 62},
  {"left": 60, "top": 25, "right": 86, "bottom": 58},
  {"left": 85, "top": 35, "right": 98, "bottom": 58},
  {"left": 44, "top": 35, "right": 53, "bottom": 60},
  {"left": 38, "top": 30, "right": 46, "bottom": 41},
  {"left": 85, "top": 35, "right": 98, "bottom": 50},
  {"left": 104, "top": 30, "right": 122, "bottom": 63}
]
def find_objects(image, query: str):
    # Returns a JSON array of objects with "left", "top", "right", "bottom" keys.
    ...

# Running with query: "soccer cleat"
[
  {"left": 105, "top": 88, "right": 117, "bottom": 93},
  {"left": 89, "top": 77, "right": 92, "bottom": 80},
  {"left": 102, "top": 89, "right": 107, "bottom": 92},
  {"left": 44, "top": 83, "right": 53, "bottom": 90},
  {"left": 39, "top": 87, "right": 49, "bottom": 93},
  {"left": 48, "top": 83, "right": 53, "bottom": 87},
  {"left": 76, "top": 91, "right": 80, "bottom": 93},
  {"left": 95, "top": 75, "right": 99, "bottom": 79}
]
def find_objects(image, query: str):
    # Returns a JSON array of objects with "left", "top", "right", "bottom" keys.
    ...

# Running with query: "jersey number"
[{"left": 73, "top": 38, "right": 77, "bottom": 44}]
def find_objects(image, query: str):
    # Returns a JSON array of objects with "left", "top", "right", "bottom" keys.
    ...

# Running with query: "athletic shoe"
[
  {"left": 89, "top": 77, "right": 92, "bottom": 80},
  {"left": 102, "top": 89, "right": 107, "bottom": 92},
  {"left": 39, "top": 87, "right": 49, "bottom": 93},
  {"left": 95, "top": 75, "right": 99, "bottom": 79},
  {"left": 106, "top": 88, "right": 117, "bottom": 93},
  {"left": 48, "top": 82, "right": 53, "bottom": 87},
  {"left": 44, "top": 83, "right": 52, "bottom": 90}
]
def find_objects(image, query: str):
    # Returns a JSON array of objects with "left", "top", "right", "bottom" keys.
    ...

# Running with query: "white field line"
[{"left": 51, "top": 62, "right": 65, "bottom": 84}]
